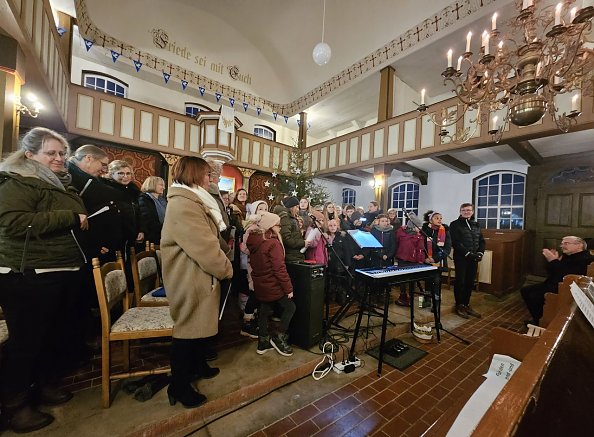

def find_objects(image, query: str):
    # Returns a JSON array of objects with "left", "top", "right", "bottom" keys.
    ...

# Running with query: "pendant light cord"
[{"left": 321, "top": 0, "right": 326, "bottom": 43}]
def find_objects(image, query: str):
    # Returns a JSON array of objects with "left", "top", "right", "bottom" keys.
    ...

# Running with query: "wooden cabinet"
[{"left": 479, "top": 229, "right": 527, "bottom": 296}]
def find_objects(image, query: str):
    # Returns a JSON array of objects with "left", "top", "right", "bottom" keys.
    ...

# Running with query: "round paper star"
[
  {"left": 271, "top": 172, "right": 277, "bottom": 178},
  {"left": 264, "top": 180, "right": 270, "bottom": 187},
  {"left": 291, "top": 190, "right": 298, "bottom": 196},
  {"left": 268, "top": 194, "right": 275, "bottom": 200}
]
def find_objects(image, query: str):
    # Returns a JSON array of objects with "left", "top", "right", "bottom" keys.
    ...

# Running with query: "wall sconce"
[
  {"left": 373, "top": 175, "right": 383, "bottom": 189},
  {"left": 15, "top": 94, "right": 43, "bottom": 118}
]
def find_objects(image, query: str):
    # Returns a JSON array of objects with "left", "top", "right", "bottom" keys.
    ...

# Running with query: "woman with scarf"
[
  {"left": 0, "top": 127, "right": 87, "bottom": 433},
  {"left": 421, "top": 210, "right": 452, "bottom": 308},
  {"left": 394, "top": 216, "right": 426, "bottom": 306},
  {"left": 138, "top": 176, "right": 167, "bottom": 245},
  {"left": 161, "top": 156, "right": 233, "bottom": 408}
]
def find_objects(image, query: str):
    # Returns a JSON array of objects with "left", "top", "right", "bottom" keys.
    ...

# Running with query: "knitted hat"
[
  {"left": 249, "top": 200, "right": 268, "bottom": 215},
  {"left": 282, "top": 196, "right": 299, "bottom": 208},
  {"left": 257, "top": 212, "right": 281, "bottom": 231}
]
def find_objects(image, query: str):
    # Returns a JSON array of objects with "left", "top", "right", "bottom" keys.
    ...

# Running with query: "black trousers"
[
  {"left": 520, "top": 282, "right": 553, "bottom": 322},
  {"left": 169, "top": 337, "right": 208, "bottom": 390},
  {"left": 453, "top": 256, "right": 478, "bottom": 306},
  {"left": 257, "top": 295, "right": 296, "bottom": 337},
  {"left": 0, "top": 270, "right": 83, "bottom": 402}
]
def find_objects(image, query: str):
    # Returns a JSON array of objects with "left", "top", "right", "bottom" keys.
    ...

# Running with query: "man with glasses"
[
  {"left": 521, "top": 236, "right": 593, "bottom": 326},
  {"left": 450, "top": 203, "right": 485, "bottom": 319}
]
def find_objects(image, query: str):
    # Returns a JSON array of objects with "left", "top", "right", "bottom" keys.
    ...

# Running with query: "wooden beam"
[
  {"left": 386, "top": 162, "right": 428, "bottom": 185},
  {"left": 508, "top": 140, "right": 543, "bottom": 166},
  {"left": 348, "top": 169, "right": 373, "bottom": 179},
  {"left": 432, "top": 154, "right": 470, "bottom": 173},
  {"left": 320, "top": 175, "right": 362, "bottom": 186}
]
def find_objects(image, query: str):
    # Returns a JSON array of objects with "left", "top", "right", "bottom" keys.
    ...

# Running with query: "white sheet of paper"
[
  {"left": 446, "top": 354, "right": 521, "bottom": 437},
  {"left": 87, "top": 205, "right": 109, "bottom": 219},
  {"left": 570, "top": 281, "right": 594, "bottom": 329}
]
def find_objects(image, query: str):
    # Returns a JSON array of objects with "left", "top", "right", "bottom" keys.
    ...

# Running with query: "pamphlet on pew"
[{"left": 446, "top": 354, "right": 521, "bottom": 437}]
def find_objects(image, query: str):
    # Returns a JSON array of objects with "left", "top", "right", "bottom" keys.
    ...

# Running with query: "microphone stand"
[
  {"left": 403, "top": 210, "right": 470, "bottom": 345},
  {"left": 308, "top": 215, "right": 353, "bottom": 350}
]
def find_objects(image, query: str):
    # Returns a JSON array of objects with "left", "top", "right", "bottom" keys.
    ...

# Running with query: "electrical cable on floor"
[{"left": 311, "top": 342, "right": 336, "bottom": 380}]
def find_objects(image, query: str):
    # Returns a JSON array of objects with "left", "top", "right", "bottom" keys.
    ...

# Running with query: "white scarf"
[{"left": 171, "top": 182, "right": 227, "bottom": 232}]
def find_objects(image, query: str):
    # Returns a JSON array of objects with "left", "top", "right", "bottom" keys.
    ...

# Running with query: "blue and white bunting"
[
  {"left": 229, "top": 98, "right": 235, "bottom": 107},
  {"left": 297, "top": 120, "right": 301, "bottom": 126},
  {"left": 84, "top": 39, "right": 93, "bottom": 51},
  {"left": 273, "top": 112, "right": 278, "bottom": 120},
  {"left": 57, "top": 27, "right": 67, "bottom": 36},
  {"left": 215, "top": 93, "right": 222, "bottom": 102},
  {"left": 133, "top": 60, "right": 142, "bottom": 72},
  {"left": 284, "top": 116, "right": 288, "bottom": 124},
  {"left": 257, "top": 107, "right": 262, "bottom": 116},
  {"left": 199, "top": 87, "right": 205, "bottom": 96},
  {"left": 111, "top": 50, "right": 120, "bottom": 63},
  {"left": 243, "top": 102, "right": 249, "bottom": 112},
  {"left": 163, "top": 72, "right": 170, "bottom": 84},
  {"left": 181, "top": 80, "right": 188, "bottom": 90}
]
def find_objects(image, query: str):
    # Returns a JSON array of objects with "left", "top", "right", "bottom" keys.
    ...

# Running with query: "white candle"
[
  {"left": 421, "top": 88, "right": 426, "bottom": 105},
  {"left": 492, "top": 13, "right": 497, "bottom": 31},
  {"left": 572, "top": 92, "right": 580, "bottom": 111},
  {"left": 570, "top": 7, "right": 577, "bottom": 22},
  {"left": 536, "top": 61, "right": 542, "bottom": 77},
  {"left": 466, "top": 32, "right": 472, "bottom": 52},
  {"left": 522, "top": 0, "right": 533, "bottom": 9},
  {"left": 555, "top": 3, "right": 562, "bottom": 26},
  {"left": 457, "top": 56, "right": 463, "bottom": 71},
  {"left": 492, "top": 115, "right": 498, "bottom": 129},
  {"left": 482, "top": 31, "right": 490, "bottom": 55},
  {"left": 447, "top": 48, "right": 453, "bottom": 68},
  {"left": 554, "top": 74, "right": 561, "bottom": 85}
]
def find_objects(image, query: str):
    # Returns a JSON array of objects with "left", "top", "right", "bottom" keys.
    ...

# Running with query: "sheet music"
[
  {"left": 570, "top": 281, "right": 594, "bottom": 329},
  {"left": 446, "top": 354, "right": 521, "bottom": 437},
  {"left": 87, "top": 205, "right": 109, "bottom": 219}
]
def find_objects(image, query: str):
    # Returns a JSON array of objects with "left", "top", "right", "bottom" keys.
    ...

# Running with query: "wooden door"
[{"left": 525, "top": 152, "right": 594, "bottom": 276}]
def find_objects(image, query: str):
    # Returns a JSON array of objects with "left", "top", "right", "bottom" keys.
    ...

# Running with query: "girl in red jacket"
[{"left": 246, "top": 212, "right": 296, "bottom": 356}]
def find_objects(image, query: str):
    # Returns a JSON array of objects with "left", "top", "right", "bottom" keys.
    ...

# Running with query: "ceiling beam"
[
  {"left": 432, "top": 154, "right": 470, "bottom": 174},
  {"left": 385, "top": 162, "right": 428, "bottom": 185},
  {"left": 508, "top": 140, "right": 543, "bottom": 166},
  {"left": 348, "top": 169, "right": 373, "bottom": 179},
  {"left": 320, "top": 175, "right": 362, "bottom": 186}
]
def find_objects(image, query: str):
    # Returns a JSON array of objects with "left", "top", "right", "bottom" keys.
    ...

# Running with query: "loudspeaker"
[{"left": 286, "top": 262, "right": 325, "bottom": 349}]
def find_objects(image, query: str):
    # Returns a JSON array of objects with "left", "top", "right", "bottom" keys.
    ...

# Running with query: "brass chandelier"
[{"left": 417, "top": 0, "right": 594, "bottom": 143}]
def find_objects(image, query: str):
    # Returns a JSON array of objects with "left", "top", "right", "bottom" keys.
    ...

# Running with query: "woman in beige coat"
[{"left": 161, "top": 156, "right": 233, "bottom": 408}]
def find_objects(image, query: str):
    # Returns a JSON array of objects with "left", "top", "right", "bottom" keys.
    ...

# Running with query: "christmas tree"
[{"left": 266, "top": 148, "right": 330, "bottom": 206}]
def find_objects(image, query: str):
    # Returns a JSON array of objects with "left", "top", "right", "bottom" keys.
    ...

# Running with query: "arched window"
[
  {"left": 475, "top": 171, "right": 526, "bottom": 229},
  {"left": 185, "top": 102, "right": 212, "bottom": 118},
  {"left": 342, "top": 188, "right": 356, "bottom": 206},
  {"left": 82, "top": 71, "right": 127, "bottom": 97},
  {"left": 254, "top": 125, "right": 276, "bottom": 141},
  {"left": 390, "top": 182, "right": 419, "bottom": 223}
]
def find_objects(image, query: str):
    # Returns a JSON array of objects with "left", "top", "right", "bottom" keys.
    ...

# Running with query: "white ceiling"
[{"left": 40, "top": 0, "right": 594, "bottom": 177}]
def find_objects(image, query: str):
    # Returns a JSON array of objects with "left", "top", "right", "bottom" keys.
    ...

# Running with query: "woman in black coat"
[{"left": 138, "top": 176, "right": 167, "bottom": 245}]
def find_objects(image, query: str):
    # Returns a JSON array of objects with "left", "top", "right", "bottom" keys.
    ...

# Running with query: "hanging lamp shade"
[{"left": 312, "top": 42, "right": 332, "bottom": 66}]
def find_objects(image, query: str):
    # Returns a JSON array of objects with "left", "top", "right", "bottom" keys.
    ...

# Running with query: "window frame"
[
  {"left": 342, "top": 188, "right": 356, "bottom": 206},
  {"left": 82, "top": 71, "right": 128, "bottom": 98},
  {"left": 389, "top": 182, "right": 420, "bottom": 223},
  {"left": 185, "top": 102, "right": 212, "bottom": 118},
  {"left": 473, "top": 170, "right": 526, "bottom": 230},
  {"left": 253, "top": 124, "right": 276, "bottom": 141}
]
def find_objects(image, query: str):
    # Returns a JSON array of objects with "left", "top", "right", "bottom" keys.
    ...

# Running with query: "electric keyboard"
[{"left": 355, "top": 263, "right": 437, "bottom": 279}]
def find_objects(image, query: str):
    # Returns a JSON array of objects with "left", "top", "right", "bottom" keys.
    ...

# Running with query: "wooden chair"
[
  {"left": 92, "top": 251, "right": 173, "bottom": 408},
  {"left": 130, "top": 246, "right": 167, "bottom": 306}
]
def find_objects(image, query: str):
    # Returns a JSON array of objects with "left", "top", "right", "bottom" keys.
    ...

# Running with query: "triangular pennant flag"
[
  {"left": 163, "top": 72, "right": 170, "bottom": 84},
  {"left": 133, "top": 60, "right": 142, "bottom": 72},
  {"left": 273, "top": 112, "right": 278, "bottom": 120},
  {"left": 199, "top": 87, "right": 205, "bottom": 96},
  {"left": 257, "top": 107, "right": 262, "bottom": 116},
  {"left": 242, "top": 102, "right": 249, "bottom": 112},
  {"left": 84, "top": 39, "right": 93, "bottom": 51},
  {"left": 215, "top": 93, "right": 222, "bottom": 102},
  {"left": 297, "top": 119, "right": 301, "bottom": 126},
  {"left": 181, "top": 80, "right": 188, "bottom": 90},
  {"left": 229, "top": 98, "right": 235, "bottom": 107},
  {"left": 57, "top": 27, "right": 67, "bottom": 36},
  {"left": 283, "top": 116, "right": 289, "bottom": 124},
  {"left": 111, "top": 50, "right": 120, "bottom": 63}
]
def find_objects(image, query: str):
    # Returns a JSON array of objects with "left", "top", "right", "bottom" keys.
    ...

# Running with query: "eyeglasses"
[
  {"left": 560, "top": 241, "right": 580, "bottom": 245},
  {"left": 99, "top": 161, "right": 109, "bottom": 169},
  {"left": 41, "top": 150, "right": 67, "bottom": 158},
  {"left": 116, "top": 172, "right": 133, "bottom": 177}
]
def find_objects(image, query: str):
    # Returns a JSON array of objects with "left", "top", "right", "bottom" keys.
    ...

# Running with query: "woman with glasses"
[
  {"left": 0, "top": 127, "right": 87, "bottom": 433},
  {"left": 138, "top": 176, "right": 167, "bottom": 246}
]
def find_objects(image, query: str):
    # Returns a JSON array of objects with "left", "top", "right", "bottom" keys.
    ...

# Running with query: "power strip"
[{"left": 333, "top": 358, "right": 362, "bottom": 374}]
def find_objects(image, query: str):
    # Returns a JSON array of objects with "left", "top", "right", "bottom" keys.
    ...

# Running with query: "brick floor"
[{"left": 254, "top": 292, "right": 527, "bottom": 437}]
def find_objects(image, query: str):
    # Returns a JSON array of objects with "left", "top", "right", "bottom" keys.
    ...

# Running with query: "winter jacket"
[
  {"left": 395, "top": 226, "right": 426, "bottom": 263},
  {"left": 161, "top": 186, "right": 233, "bottom": 339},
  {"left": 103, "top": 178, "right": 142, "bottom": 243},
  {"left": 449, "top": 216, "right": 485, "bottom": 258},
  {"left": 0, "top": 171, "right": 86, "bottom": 270},
  {"left": 138, "top": 192, "right": 166, "bottom": 245},
  {"left": 327, "top": 231, "right": 354, "bottom": 274},
  {"left": 544, "top": 250, "right": 594, "bottom": 289},
  {"left": 305, "top": 227, "right": 328, "bottom": 265},
  {"left": 370, "top": 224, "right": 396, "bottom": 266},
  {"left": 246, "top": 229, "right": 294, "bottom": 302},
  {"left": 421, "top": 223, "right": 452, "bottom": 265},
  {"left": 273, "top": 204, "right": 305, "bottom": 263}
]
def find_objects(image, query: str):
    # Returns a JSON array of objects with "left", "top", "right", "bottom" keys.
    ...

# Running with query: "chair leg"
[
  {"left": 101, "top": 338, "right": 111, "bottom": 408},
  {"left": 123, "top": 340, "right": 130, "bottom": 372}
]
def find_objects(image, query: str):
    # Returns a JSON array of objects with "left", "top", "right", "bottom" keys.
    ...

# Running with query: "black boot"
[
  {"left": 37, "top": 385, "right": 73, "bottom": 406},
  {"left": 190, "top": 339, "right": 219, "bottom": 381},
  {"left": 1, "top": 393, "right": 54, "bottom": 433},
  {"left": 167, "top": 385, "right": 206, "bottom": 409},
  {"left": 169, "top": 338, "right": 208, "bottom": 408}
]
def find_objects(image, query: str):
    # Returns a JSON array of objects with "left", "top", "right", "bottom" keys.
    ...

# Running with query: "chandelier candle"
[{"left": 466, "top": 32, "right": 472, "bottom": 53}]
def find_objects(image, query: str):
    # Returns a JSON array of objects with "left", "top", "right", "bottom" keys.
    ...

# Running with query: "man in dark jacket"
[
  {"left": 521, "top": 236, "right": 593, "bottom": 326},
  {"left": 449, "top": 203, "right": 485, "bottom": 319},
  {"left": 273, "top": 196, "right": 307, "bottom": 263}
]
